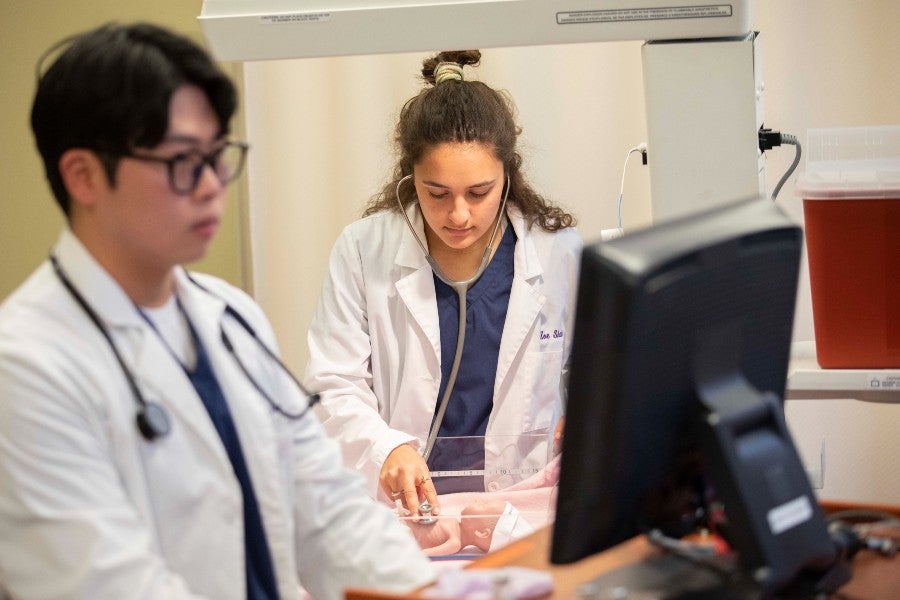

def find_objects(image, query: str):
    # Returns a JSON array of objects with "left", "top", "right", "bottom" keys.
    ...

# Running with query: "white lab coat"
[
  {"left": 0, "top": 230, "right": 434, "bottom": 600},
  {"left": 305, "top": 205, "right": 582, "bottom": 498}
]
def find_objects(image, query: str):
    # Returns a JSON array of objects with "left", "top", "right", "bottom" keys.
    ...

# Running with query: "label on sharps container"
[
  {"left": 260, "top": 13, "right": 331, "bottom": 24},
  {"left": 767, "top": 495, "right": 813, "bottom": 535},
  {"left": 867, "top": 374, "right": 900, "bottom": 390}
]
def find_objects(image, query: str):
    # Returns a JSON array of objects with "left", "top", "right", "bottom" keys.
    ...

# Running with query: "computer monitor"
[{"left": 551, "top": 197, "right": 845, "bottom": 595}]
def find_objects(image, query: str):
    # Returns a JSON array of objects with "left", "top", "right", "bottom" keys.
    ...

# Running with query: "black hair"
[{"left": 31, "top": 22, "right": 238, "bottom": 215}]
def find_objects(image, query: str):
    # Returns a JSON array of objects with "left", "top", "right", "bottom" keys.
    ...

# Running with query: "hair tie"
[{"left": 434, "top": 62, "right": 464, "bottom": 84}]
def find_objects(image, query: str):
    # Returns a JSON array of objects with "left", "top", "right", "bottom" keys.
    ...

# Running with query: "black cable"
[
  {"left": 828, "top": 519, "right": 898, "bottom": 562},
  {"left": 646, "top": 529, "right": 738, "bottom": 580},
  {"left": 773, "top": 133, "right": 801, "bottom": 201},
  {"left": 825, "top": 508, "right": 899, "bottom": 525},
  {"left": 825, "top": 508, "right": 900, "bottom": 558}
]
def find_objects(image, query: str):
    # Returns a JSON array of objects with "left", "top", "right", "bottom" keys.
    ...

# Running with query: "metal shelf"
[{"left": 786, "top": 341, "right": 900, "bottom": 403}]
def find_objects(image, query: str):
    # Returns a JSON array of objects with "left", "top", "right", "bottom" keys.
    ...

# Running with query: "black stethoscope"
[{"left": 50, "top": 254, "right": 320, "bottom": 441}]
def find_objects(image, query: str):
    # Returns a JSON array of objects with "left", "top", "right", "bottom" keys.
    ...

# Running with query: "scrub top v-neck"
[{"left": 428, "top": 222, "right": 516, "bottom": 493}]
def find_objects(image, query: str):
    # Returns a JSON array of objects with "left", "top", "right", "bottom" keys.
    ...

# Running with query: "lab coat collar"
[
  {"left": 53, "top": 229, "right": 229, "bottom": 329},
  {"left": 493, "top": 208, "right": 547, "bottom": 397},
  {"left": 52, "top": 228, "right": 146, "bottom": 330},
  {"left": 393, "top": 204, "right": 442, "bottom": 365},
  {"left": 506, "top": 206, "right": 544, "bottom": 281},
  {"left": 52, "top": 228, "right": 234, "bottom": 470},
  {"left": 393, "top": 202, "right": 544, "bottom": 280},
  {"left": 394, "top": 202, "right": 431, "bottom": 271},
  {"left": 172, "top": 269, "right": 228, "bottom": 329}
]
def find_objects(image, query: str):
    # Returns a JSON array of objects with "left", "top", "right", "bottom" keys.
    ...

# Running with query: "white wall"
[
  {"left": 754, "top": 2, "right": 900, "bottom": 505},
  {"left": 240, "top": 1, "right": 900, "bottom": 504}
]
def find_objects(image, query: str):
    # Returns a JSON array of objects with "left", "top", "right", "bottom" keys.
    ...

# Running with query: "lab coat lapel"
[
  {"left": 173, "top": 275, "right": 282, "bottom": 480},
  {"left": 127, "top": 281, "right": 232, "bottom": 470},
  {"left": 176, "top": 274, "right": 296, "bottom": 585},
  {"left": 53, "top": 230, "right": 231, "bottom": 469},
  {"left": 53, "top": 229, "right": 144, "bottom": 333},
  {"left": 393, "top": 205, "right": 441, "bottom": 362},
  {"left": 494, "top": 214, "right": 545, "bottom": 393},
  {"left": 128, "top": 326, "right": 233, "bottom": 470}
]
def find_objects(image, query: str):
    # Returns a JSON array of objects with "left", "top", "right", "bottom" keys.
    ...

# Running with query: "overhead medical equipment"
[
  {"left": 199, "top": 0, "right": 766, "bottom": 222},
  {"left": 50, "top": 255, "right": 320, "bottom": 441},
  {"left": 395, "top": 174, "right": 510, "bottom": 461},
  {"left": 199, "top": 1, "right": 753, "bottom": 61}
]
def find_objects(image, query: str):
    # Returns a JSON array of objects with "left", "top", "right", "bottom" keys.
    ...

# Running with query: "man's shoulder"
[
  {"left": 0, "top": 262, "right": 101, "bottom": 380},
  {"left": 0, "top": 262, "right": 61, "bottom": 335}
]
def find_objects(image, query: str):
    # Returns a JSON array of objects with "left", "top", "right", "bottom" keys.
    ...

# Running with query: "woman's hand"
[{"left": 380, "top": 444, "right": 440, "bottom": 517}]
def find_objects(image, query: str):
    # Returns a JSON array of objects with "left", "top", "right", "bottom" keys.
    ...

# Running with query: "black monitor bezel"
[{"left": 551, "top": 197, "right": 841, "bottom": 594}]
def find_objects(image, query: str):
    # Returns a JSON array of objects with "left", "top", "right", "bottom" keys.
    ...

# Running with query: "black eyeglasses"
[{"left": 121, "top": 141, "right": 249, "bottom": 195}]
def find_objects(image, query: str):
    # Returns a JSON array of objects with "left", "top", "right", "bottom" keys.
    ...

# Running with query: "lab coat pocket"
[{"left": 522, "top": 349, "right": 563, "bottom": 433}]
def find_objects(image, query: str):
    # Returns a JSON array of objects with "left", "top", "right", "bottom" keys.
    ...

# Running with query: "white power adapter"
[{"left": 600, "top": 228, "right": 625, "bottom": 242}]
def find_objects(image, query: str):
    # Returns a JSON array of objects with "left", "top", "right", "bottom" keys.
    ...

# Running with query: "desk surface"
[
  {"left": 346, "top": 528, "right": 657, "bottom": 600},
  {"left": 347, "top": 510, "right": 900, "bottom": 600}
]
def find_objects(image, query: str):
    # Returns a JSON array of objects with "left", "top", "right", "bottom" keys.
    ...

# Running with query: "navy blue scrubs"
[
  {"left": 185, "top": 323, "right": 280, "bottom": 599},
  {"left": 428, "top": 222, "right": 516, "bottom": 493}
]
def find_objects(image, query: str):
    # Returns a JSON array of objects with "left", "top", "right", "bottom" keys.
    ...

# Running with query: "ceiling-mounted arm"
[{"left": 199, "top": 0, "right": 754, "bottom": 62}]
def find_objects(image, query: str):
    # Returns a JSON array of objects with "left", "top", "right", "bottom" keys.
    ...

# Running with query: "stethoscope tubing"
[
  {"left": 187, "top": 273, "right": 321, "bottom": 416},
  {"left": 394, "top": 174, "right": 510, "bottom": 461},
  {"left": 50, "top": 253, "right": 318, "bottom": 441}
]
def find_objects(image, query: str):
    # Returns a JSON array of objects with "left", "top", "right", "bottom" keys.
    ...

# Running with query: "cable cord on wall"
[{"left": 617, "top": 143, "right": 647, "bottom": 229}]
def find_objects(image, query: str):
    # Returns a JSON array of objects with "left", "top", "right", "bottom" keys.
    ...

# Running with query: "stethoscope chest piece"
[
  {"left": 417, "top": 501, "right": 437, "bottom": 525},
  {"left": 137, "top": 401, "right": 171, "bottom": 440}
]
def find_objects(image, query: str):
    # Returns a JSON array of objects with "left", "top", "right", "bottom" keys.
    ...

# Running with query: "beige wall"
[{"left": 0, "top": 0, "right": 246, "bottom": 301}]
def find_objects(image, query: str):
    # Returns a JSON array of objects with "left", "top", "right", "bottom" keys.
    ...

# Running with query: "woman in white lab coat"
[
  {"left": 305, "top": 50, "right": 582, "bottom": 516},
  {"left": 0, "top": 23, "right": 432, "bottom": 600}
]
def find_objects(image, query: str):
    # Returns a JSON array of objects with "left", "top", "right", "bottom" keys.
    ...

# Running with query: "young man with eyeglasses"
[{"left": 0, "top": 22, "right": 434, "bottom": 600}]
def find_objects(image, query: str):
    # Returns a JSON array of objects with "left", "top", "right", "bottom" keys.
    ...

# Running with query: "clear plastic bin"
[
  {"left": 423, "top": 433, "right": 557, "bottom": 494},
  {"left": 395, "top": 434, "right": 559, "bottom": 560},
  {"left": 399, "top": 504, "right": 554, "bottom": 560}
]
